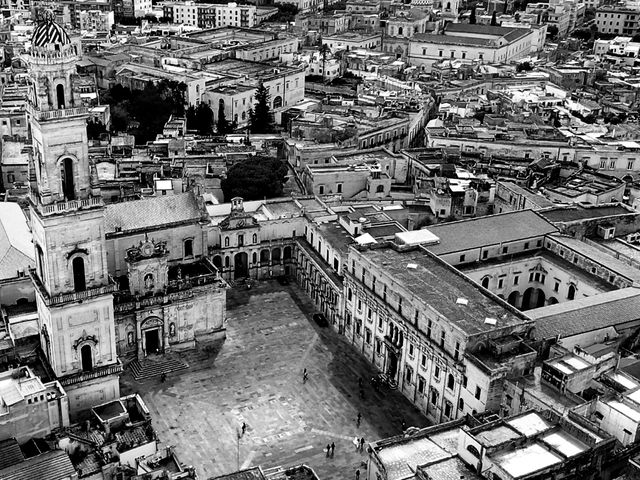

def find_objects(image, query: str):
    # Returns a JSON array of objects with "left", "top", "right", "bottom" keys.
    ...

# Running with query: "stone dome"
[{"left": 31, "top": 15, "right": 71, "bottom": 48}]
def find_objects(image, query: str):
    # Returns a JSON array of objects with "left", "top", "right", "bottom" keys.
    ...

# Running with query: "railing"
[
  {"left": 26, "top": 103, "right": 89, "bottom": 122},
  {"left": 39, "top": 196, "right": 103, "bottom": 216},
  {"left": 29, "top": 268, "right": 117, "bottom": 306},
  {"left": 59, "top": 360, "right": 123, "bottom": 387}
]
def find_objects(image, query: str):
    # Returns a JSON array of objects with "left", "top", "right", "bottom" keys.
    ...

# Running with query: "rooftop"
[
  {"left": 0, "top": 450, "right": 75, "bottom": 480},
  {"left": 539, "top": 204, "right": 636, "bottom": 223},
  {"left": 356, "top": 245, "right": 530, "bottom": 336},
  {"left": 423, "top": 210, "right": 557, "bottom": 255},
  {"left": 526, "top": 287, "right": 640, "bottom": 340},
  {"left": 0, "top": 202, "right": 34, "bottom": 280},
  {"left": 105, "top": 191, "right": 205, "bottom": 235}
]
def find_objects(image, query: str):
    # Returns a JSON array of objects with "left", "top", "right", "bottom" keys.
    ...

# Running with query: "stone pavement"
[{"left": 121, "top": 280, "right": 428, "bottom": 480}]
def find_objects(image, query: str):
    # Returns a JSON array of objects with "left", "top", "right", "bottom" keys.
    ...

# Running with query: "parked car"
[{"left": 312, "top": 313, "right": 328, "bottom": 327}]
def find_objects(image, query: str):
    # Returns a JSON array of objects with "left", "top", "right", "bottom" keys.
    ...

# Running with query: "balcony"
[
  {"left": 26, "top": 103, "right": 89, "bottom": 122},
  {"left": 59, "top": 360, "right": 123, "bottom": 387},
  {"left": 38, "top": 196, "right": 104, "bottom": 217},
  {"left": 30, "top": 268, "right": 117, "bottom": 307}
]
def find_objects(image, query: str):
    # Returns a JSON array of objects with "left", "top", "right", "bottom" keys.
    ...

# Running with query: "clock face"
[{"left": 237, "top": 219, "right": 245, "bottom": 228}]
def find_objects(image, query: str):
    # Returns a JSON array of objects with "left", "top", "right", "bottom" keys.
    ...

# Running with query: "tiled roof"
[
  {"left": 0, "top": 438, "right": 25, "bottom": 470},
  {"left": 0, "top": 450, "right": 76, "bottom": 480},
  {"left": 527, "top": 287, "right": 640, "bottom": 340},
  {"left": 424, "top": 210, "right": 558, "bottom": 255},
  {"left": 104, "top": 192, "right": 205, "bottom": 234},
  {"left": 0, "top": 203, "right": 34, "bottom": 280}
]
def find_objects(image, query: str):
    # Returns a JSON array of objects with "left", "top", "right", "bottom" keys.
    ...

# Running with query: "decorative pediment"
[
  {"left": 72, "top": 330, "right": 98, "bottom": 350},
  {"left": 219, "top": 212, "right": 258, "bottom": 231},
  {"left": 66, "top": 246, "right": 89, "bottom": 260},
  {"left": 141, "top": 316, "right": 163, "bottom": 330}
]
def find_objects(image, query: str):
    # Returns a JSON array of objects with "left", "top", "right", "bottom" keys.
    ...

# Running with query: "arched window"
[
  {"left": 376, "top": 185, "right": 385, "bottom": 193},
  {"left": 260, "top": 249, "right": 270, "bottom": 263},
  {"left": 184, "top": 239, "right": 193, "bottom": 257},
  {"left": 447, "top": 374, "right": 455, "bottom": 390},
  {"left": 61, "top": 157, "right": 75, "bottom": 200},
  {"left": 283, "top": 246, "right": 292, "bottom": 260},
  {"left": 81, "top": 344, "right": 92, "bottom": 372},
  {"left": 273, "top": 96, "right": 283, "bottom": 109},
  {"left": 219, "top": 98, "right": 225, "bottom": 110},
  {"left": 272, "top": 248, "right": 281, "bottom": 263},
  {"left": 144, "top": 273, "right": 154, "bottom": 290},
  {"left": 56, "top": 84, "right": 65, "bottom": 109},
  {"left": 467, "top": 444, "right": 480, "bottom": 458},
  {"left": 252, "top": 233, "right": 257, "bottom": 243},
  {"left": 398, "top": 26, "right": 403, "bottom": 36},
  {"left": 252, "top": 252, "right": 257, "bottom": 263},
  {"left": 213, "top": 255, "right": 222, "bottom": 269},
  {"left": 224, "top": 237, "right": 230, "bottom": 247},
  {"left": 224, "top": 256, "right": 230, "bottom": 267},
  {"left": 72, "top": 257, "right": 86, "bottom": 292},
  {"left": 242, "top": 111, "right": 246, "bottom": 121},
  {"left": 481, "top": 276, "right": 490, "bottom": 289},
  {"left": 348, "top": 288, "right": 353, "bottom": 301},
  {"left": 458, "top": 398, "right": 464, "bottom": 411},
  {"left": 568, "top": 284, "right": 576, "bottom": 300}
]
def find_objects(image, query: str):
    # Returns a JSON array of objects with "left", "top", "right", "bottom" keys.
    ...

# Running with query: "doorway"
[
  {"left": 145, "top": 329, "right": 161, "bottom": 355},
  {"left": 234, "top": 252, "right": 248, "bottom": 279}
]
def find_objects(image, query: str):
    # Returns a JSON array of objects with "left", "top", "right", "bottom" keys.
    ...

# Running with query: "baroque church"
[{"left": 25, "top": 14, "right": 227, "bottom": 416}]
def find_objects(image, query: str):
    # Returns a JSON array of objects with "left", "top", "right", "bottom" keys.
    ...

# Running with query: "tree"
[
  {"left": 187, "top": 103, "right": 214, "bottom": 135},
  {"left": 469, "top": 7, "right": 476, "bottom": 24},
  {"left": 221, "top": 157, "right": 289, "bottom": 201},
  {"left": 248, "top": 83, "right": 275, "bottom": 134},
  {"left": 516, "top": 61, "right": 533, "bottom": 72},
  {"left": 319, "top": 43, "right": 331, "bottom": 83},
  {"left": 490, "top": 11, "right": 498, "bottom": 26},
  {"left": 216, "top": 102, "right": 232, "bottom": 135},
  {"left": 547, "top": 25, "right": 559, "bottom": 38},
  {"left": 87, "top": 119, "right": 107, "bottom": 140},
  {"left": 270, "top": 3, "right": 299, "bottom": 22}
]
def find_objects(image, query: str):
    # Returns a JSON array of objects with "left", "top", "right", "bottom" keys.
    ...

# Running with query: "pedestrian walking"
[
  {"left": 359, "top": 437, "right": 365, "bottom": 452},
  {"left": 356, "top": 469, "right": 360, "bottom": 480},
  {"left": 160, "top": 372, "right": 167, "bottom": 383},
  {"left": 326, "top": 444, "right": 331, "bottom": 457},
  {"left": 401, "top": 419, "right": 406, "bottom": 431},
  {"left": 356, "top": 412, "right": 362, "bottom": 427},
  {"left": 358, "top": 377, "right": 363, "bottom": 388},
  {"left": 241, "top": 422, "right": 247, "bottom": 435},
  {"left": 303, "top": 370, "right": 309, "bottom": 383},
  {"left": 331, "top": 442, "right": 335, "bottom": 457}
]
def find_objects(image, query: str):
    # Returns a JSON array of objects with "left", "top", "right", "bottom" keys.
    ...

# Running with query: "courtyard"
[{"left": 121, "top": 280, "right": 428, "bottom": 480}]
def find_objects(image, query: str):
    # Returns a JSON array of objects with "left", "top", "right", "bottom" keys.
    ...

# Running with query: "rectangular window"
[
  {"left": 405, "top": 367, "right": 412, "bottom": 384},
  {"left": 421, "top": 353, "right": 427, "bottom": 368},
  {"left": 628, "top": 159, "right": 635, "bottom": 170},
  {"left": 524, "top": 242, "right": 529, "bottom": 249},
  {"left": 513, "top": 276, "right": 519, "bottom": 286},
  {"left": 430, "top": 387, "right": 438, "bottom": 405},
  {"left": 375, "top": 339, "right": 382, "bottom": 354},
  {"left": 609, "top": 159, "right": 616, "bottom": 169},
  {"left": 482, "top": 250, "right": 488, "bottom": 259},
  {"left": 459, "top": 254, "right": 465, "bottom": 262},
  {"left": 554, "top": 281, "right": 559, "bottom": 292},
  {"left": 377, "top": 316, "right": 383, "bottom": 330},
  {"left": 418, "top": 376, "right": 425, "bottom": 393},
  {"left": 440, "top": 330, "right": 445, "bottom": 348},
  {"left": 498, "top": 278, "right": 504, "bottom": 289},
  {"left": 600, "top": 158, "right": 607, "bottom": 169},
  {"left": 475, "top": 386, "right": 482, "bottom": 400},
  {"left": 462, "top": 375, "right": 468, "bottom": 388},
  {"left": 365, "top": 328, "right": 372, "bottom": 344},
  {"left": 427, "top": 319, "right": 432, "bottom": 338},
  {"left": 444, "top": 401, "right": 452, "bottom": 418},
  {"left": 337, "top": 183, "right": 343, "bottom": 193},
  {"left": 454, "top": 341, "right": 460, "bottom": 360},
  {"left": 502, "top": 246, "right": 508, "bottom": 254},
  {"left": 434, "top": 365, "right": 440, "bottom": 380},
  {"left": 357, "top": 299, "right": 362, "bottom": 311}
]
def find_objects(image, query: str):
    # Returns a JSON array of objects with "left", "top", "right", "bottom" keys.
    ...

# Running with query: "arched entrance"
[
  {"left": 234, "top": 252, "right": 248, "bottom": 279},
  {"left": 387, "top": 349, "right": 398, "bottom": 379},
  {"left": 141, "top": 317, "right": 164, "bottom": 356},
  {"left": 61, "top": 157, "right": 75, "bottom": 200},
  {"left": 72, "top": 257, "right": 86, "bottom": 292},
  {"left": 522, "top": 287, "right": 546, "bottom": 310},
  {"left": 507, "top": 291, "right": 519, "bottom": 307},
  {"left": 81, "top": 344, "right": 92, "bottom": 372}
]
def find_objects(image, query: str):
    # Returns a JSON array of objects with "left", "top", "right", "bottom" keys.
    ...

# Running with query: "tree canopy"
[
  {"left": 270, "top": 3, "right": 299, "bottom": 22},
  {"left": 469, "top": 7, "right": 476, "bottom": 24},
  {"left": 248, "top": 83, "right": 275, "bottom": 134},
  {"left": 101, "top": 80, "right": 186, "bottom": 143},
  {"left": 216, "top": 102, "right": 233, "bottom": 135},
  {"left": 186, "top": 103, "right": 214, "bottom": 135},
  {"left": 221, "top": 157, "right": 288, "bottom": 201}
]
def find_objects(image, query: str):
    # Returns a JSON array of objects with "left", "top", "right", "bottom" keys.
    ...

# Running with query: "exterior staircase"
[{"left": 128, "top": 353, "right": 189, "bottom": 380}]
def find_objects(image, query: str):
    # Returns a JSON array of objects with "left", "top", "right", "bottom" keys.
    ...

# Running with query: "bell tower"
[{"left": 26, "top": 12, "right": 120, "bottom": 417}]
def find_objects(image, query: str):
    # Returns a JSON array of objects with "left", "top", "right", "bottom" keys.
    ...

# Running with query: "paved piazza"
[{"left": 121, "top": 281, "right": 428, "bottom": 479}]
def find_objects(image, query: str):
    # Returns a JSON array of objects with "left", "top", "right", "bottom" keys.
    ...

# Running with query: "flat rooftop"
[
  {"left": 376, "top": 435, "right": 452, "bottom": 480},
  {"left": 424, "top": 210, "right": 558, "bottom": 255},
  {"left": 539, "top": 204, "right": 636, "bottom": 223},
  {"left": 357, "top": 246, "right": 530, "bottom": 336}
]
